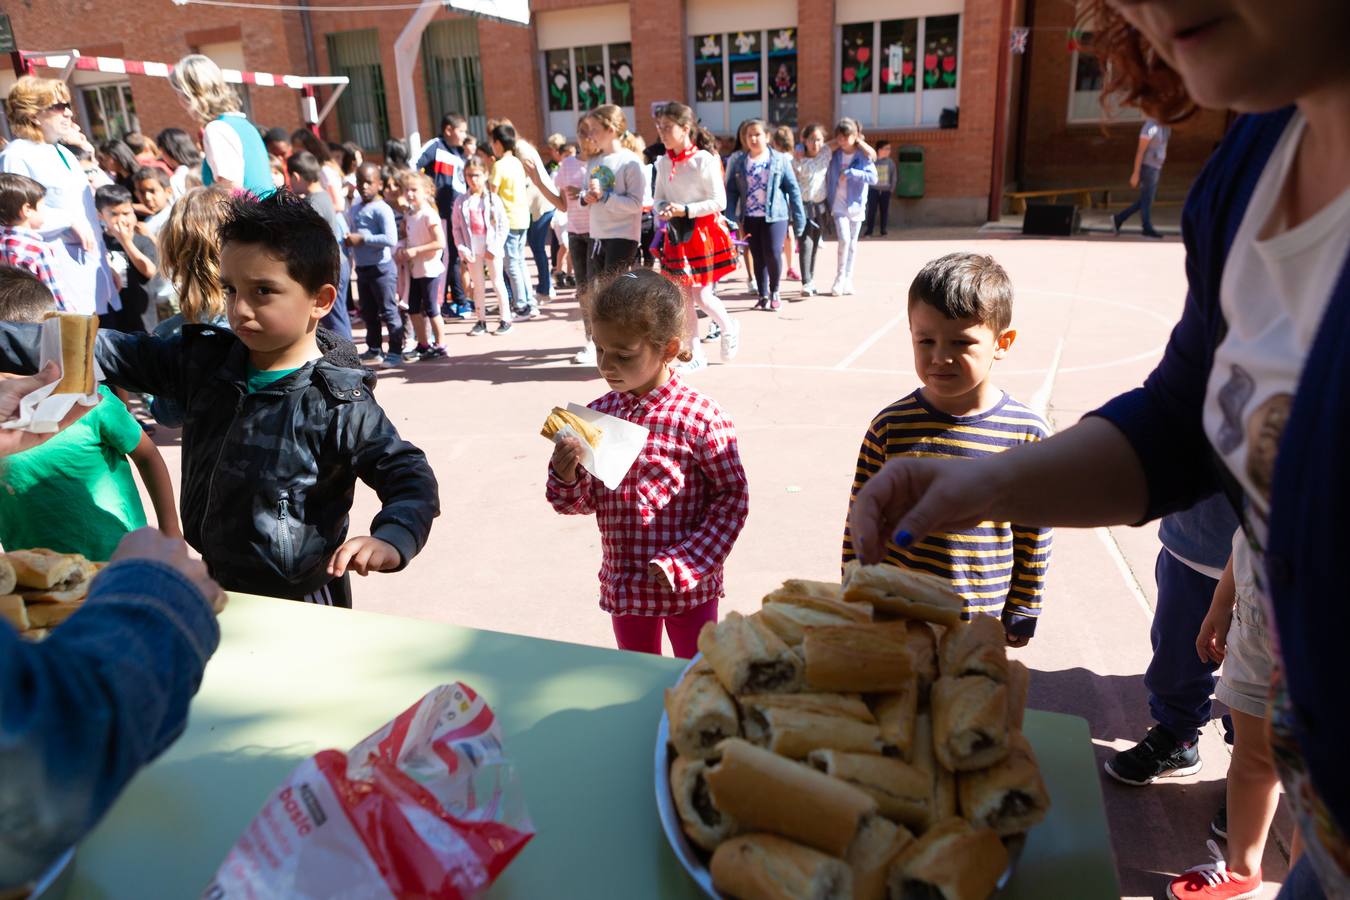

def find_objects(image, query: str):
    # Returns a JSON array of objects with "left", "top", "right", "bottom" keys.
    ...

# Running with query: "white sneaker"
[
  {"left": 830, "top": 280, "right": 844, "bottom": 296},
  {"left": 572, "top": 341, "right": 596, "bottom": 366},
  {"left": 720, "top": 319, "right": 741, "bottom": 361},
  {"left": 679, "top": 344, "right": 708, "bottom": 374}
]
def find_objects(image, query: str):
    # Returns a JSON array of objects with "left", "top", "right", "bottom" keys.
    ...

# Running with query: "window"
[
  {"left": 690, "top": 28, "right": 797, "bottom": 134},
  {"left": 838, "top": 14, "right": 960, "bottom": 129},
  {"left": 539, "top": 43, "right": 636, "bottom": 138},
  {"left": 1067, "top": 34, "right": 1142, "bottom": 123},
  {"left": 422, "top": 20, "right": 486, "bottom": 140},
  {"left": 326, "top": 30, "right": 390, "bottom": 152},
  {"left": 79, "top": 83, "right": 139, "bottom": 142}
]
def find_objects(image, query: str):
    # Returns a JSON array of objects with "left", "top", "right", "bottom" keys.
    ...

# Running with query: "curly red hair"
[{"left": 1080, "top": 0, "right": 1198, "bottom": 124}]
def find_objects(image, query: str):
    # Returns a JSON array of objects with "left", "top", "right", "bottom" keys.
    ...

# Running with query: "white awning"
[{"left": 446, "top": 0, "right": 529, "bottom": 26}]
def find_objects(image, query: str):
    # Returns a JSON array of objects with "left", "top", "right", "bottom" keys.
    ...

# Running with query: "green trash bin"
[{"left": 895, "top": 145, "right": 925, "bottom": 198}]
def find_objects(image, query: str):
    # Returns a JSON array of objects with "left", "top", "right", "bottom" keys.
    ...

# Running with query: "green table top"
[{"left": 69, "top": 594, "right": 1119, "bottom": 898}]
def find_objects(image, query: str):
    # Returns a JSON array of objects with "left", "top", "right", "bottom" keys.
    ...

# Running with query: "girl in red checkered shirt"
[{"left": 546, "top": 269, "right": 750, "bottom": 657}]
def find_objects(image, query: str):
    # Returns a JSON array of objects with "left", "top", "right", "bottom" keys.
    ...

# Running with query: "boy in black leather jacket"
[{"left": 0, "top": 191, "right": 439, "bottom": 606}]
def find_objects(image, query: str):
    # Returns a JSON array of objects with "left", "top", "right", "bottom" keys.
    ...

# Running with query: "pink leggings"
[{"left": 611, "top": 600, "right": 719, "bottom": 658}]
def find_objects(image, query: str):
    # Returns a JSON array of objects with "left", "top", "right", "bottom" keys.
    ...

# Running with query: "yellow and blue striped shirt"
[{"left": 842, "top": 390, "right": 1053, "bottom": 637}]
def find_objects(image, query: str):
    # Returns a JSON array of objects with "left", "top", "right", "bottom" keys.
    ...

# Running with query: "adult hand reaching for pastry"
[{"left": 848, "top": 457, "right": 1001, "bottom": 565}]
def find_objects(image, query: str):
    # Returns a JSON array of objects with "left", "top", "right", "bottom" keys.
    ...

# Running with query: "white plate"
[{"left": 653, "top": 657, "right": 1024, "bottom": 897}]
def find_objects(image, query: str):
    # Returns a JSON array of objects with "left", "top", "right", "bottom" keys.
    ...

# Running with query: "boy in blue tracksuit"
[
  {"left": 416, "top": 112, "right": 470, "bottom": 317},
  {"left": 345, "top": 162, "right": 405, "bottom": 367}
]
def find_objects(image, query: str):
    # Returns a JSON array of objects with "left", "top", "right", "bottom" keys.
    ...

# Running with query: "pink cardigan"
[{"left": 450, "top": 191, "right": 508, "bottom": 257}]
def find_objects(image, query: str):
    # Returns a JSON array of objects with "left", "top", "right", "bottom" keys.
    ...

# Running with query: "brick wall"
[
  {"left": 795, "top": 0, "right": 834, "bottom": 132},
  {"left": 629, "top": 0, "right": 687, "bottom": 143}
]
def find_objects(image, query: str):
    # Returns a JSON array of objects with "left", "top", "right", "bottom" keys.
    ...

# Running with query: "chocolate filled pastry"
[
  {"left": 698, "top": 611, "right": 804, "bottom": 695},
  {"left": 4, "top": 549, "right": 85, "bottom": 591},
  {"left": 931, "top": 676, "right": 1010, "bottom": 772},
  {"left": 742, "top": 700, "right": 882, "bottom": 759},
  {"left": 807, "top": 750, "right": 932, "bottom": 831},
  {"left": 846, "top": 815, "right": 913, "bottom": 900},
  {"left": 1005, "top": 659, "right": 1030, "bottom": 732},
  {"left": 740, "top": 691, "right": 876, "bottom": 724},
  {"left": 665, "top": 660, "right": 740, "bottom": 760},
  {"left": 710, "top": 833, "right": 853, "bottom": 900},
  {"left": 872, "top": 678, "right": 919, "bottom": 760},
  {"left": 910, "top": 712, "right": 957, "bottom": 829},
  {"left": 705, "top": 738, "right": 877, "bottom": 857},
  {"left": 761, "top": 599, "right": 870, "bottom": 646},
  {"left": 841, "top": 563, "right": 963, "bottom": 627},
  {"left": 938, "top": 615, "right": 1009, "bottom": 682},
  {"left": 670, "top": 756, "right": 738, "bottom": 851},
  {"left": 958, "top": 730, "right": 1051, "bottom": 837},
  {"left": 802, "top": 623, "right": 913, "bottom": 693},
  {"left": 903, "top": 620, "right": 938, "bottom": 691},
  {"left": 889, "top": 817, "right": 1009, "bottom": 900}
]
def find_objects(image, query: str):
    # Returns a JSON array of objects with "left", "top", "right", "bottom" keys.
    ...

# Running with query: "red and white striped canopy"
[{"left": 21, "top": 52, "right": 317, "bottom": 89}]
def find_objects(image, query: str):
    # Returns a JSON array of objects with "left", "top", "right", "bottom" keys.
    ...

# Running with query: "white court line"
[
  {"left": 1095, "top": 526, "right": 1155, "bottom": 619},
  {"left": 1028, "top": 336, "right": 1065, "bottom": 419},
  {"left": 833, "top": 311, "right": 909, "bottom": 370}
]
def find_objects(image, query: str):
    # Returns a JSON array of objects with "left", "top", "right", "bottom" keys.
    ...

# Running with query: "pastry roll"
[
  {"left": 872, "top": 679, "right": 919, "bottom": 760},
  {"left": 4, "top": 549, "right": 84, "bottom": 591},
  {"left": 779, "top": 578, "right": 846, "bottom": 602},
  {"left": 740, "top": 692, "right": 875, "bottom": 724},
  {"left": 24, "top": 600, "right": 81, "bottom": 628},
  {"left": 0, "top": 595, "right": 28, "bottom": 631},
  {"left": 705, "top": 738, "right": 877, "bottom": 857},
  {"left": 710, "top": 834, "right": 853, "bottom": 900},
  {"left": 846, "top": 816, "right": 912, "bottom": 900},
  {"left": 807, "top": 750, "right": 931, "bottom": 831},
  {"left": 938, "top": 615, "right": 1008, "bottom": 682},
  {"left": 802, "top": 623, "right": 913, "bottom": 693},
  {"left": 1006, "top": 659, "right": 1030, "bottom": 731},
  {"left": 761, "top": 601, "right": 867, "bottom": 647},
  {"left": 889, "top": 817, "right": 1008, "bottom": 900},
  {"left": 49, "top": 312, "right": 97, "bottom": 395},
  {"left": 910, "top": 712, "right": 957, "bottom": 830},
  {"left": 742, "top": 701, "right": 882, "bottom": 759},
  {"left": 0, "top": 558, "right": 15, "bottom": 596},
  {"left": 669, "top": 756, "right": 737, "bottom": 851},
  {"left": 539, "top": 406, "right": 603, "bottom": 448},
  {"left": 698, "top": 611, "right": 804, "bottom": 695},
  {"left": 903, "top": 620, "right": 938, "bottom": 691},
  {"left": 958, "top": 730, "right": 1051, "bottom": 837},
  {"left": 841, "top": 563, "right": 963, "bottom": 627},
  {"left": 931, "top": 676, "right": 1010, "bottom": 772},
  {"left": 665, "top": 660, "right": 740, "bottom": 760}
]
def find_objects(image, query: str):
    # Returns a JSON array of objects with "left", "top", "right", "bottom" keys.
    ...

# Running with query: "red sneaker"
[{"left": 1167, "top": 841, "right": 1262, "bottom": 900}]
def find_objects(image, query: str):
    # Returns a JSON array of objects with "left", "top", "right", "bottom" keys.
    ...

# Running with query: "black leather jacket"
[{"left": 0, "top": 323, "right": 439, "bottom": 598}]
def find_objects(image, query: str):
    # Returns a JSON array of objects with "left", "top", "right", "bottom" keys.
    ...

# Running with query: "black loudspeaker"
[{"left": 1022, "top": 204, "right": 1080, "bottom": 236}]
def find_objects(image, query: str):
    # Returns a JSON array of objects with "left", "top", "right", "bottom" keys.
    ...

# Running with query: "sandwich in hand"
[
  {"left": 872, "top": 677, "right": 919, "bottom": 760},
  {"left": 807, "top": 750, "right": 932, "bottom": 832},
  {"left": 847, "top": 816, "right": 913, "bottom": 900},
  {"left": 540, "top": 406, "right": 603, "bottom": 449},
  {"left": 802, "top": 623, "right": 913, "bottom": 693},
  {"left": 705, "top": 738, "right": 877, "bottom": 857},
  {"left": 47, "top": 312, "right": 98, "bottom": 395},
  {"left": 958, "top": 730, "right": 1051, "bottom": 837},
  {"left": 841, "top": 563, "right": 963, "bottom": 627},
  {"left": 938, "top": 615, "right": 1009, "bottom": 682},
  {"left": 698, "top": 612, "right": 804, "bottom": 695},
  {"left": 889, "top": 817, "right": 1009, "bottom": 900},
  {"left": 670, "top": 756, "right": 738, "bottom": 851},
  {"left": 742, "top": 699, "right": 882, "bottom": 759},
  {"left": 931, "top": 675, "right": 1010, "bottom": 772},
  {"left": 710, "top": 834, "right": 853, "bottom": 900},
  {"left": 665, "top": 659, "right": 740, "bottom": 760}
]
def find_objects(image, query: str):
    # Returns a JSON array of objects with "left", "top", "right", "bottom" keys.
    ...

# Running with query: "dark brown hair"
[
  {"left": 908, "top": 252, "right": 1013, "bottom": 333},
  {"left": 0, "top": 265, "right": 54, "bottom": 321},
  {"left": 590, "top": 269, "right": 687, "bottom": 358},
  {"left": 0, "top": 172, "right": 46, "bottom": 226},
  {"left": 1080, "top": 1, "right": 1197, "bottom": 124},
  {"left": 655, "top": 102, "right": 717, "bottom": 153}
]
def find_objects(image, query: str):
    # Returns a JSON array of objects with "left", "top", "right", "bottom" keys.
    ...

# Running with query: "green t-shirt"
[
  {"left": 0, "top": 387, "right": 147, "bottom": 561},
  {"left": 245, "top": 365, "right": 300, "bottom": 394}
]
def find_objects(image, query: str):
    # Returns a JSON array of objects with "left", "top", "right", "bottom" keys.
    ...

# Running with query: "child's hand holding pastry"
[
  {"left": 327, "top": 535, "right": 400, "bottom": 577},
  {"left": 550, "top": 435, "right": 583, "bottom": 483}
]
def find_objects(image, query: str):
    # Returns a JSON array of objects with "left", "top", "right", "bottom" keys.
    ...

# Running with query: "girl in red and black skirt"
[{"left": 653, "top": 102, "right": 741, "bottom": 371}]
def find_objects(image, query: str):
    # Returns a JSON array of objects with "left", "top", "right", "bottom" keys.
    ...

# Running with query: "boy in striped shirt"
[{"left": 843, "top": 252, "right": 1052, "bottom": 645}]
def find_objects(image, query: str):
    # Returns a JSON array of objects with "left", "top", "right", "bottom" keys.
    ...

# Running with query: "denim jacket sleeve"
[
  {"left": 723, "top": 155, "right": 743, "bottom": 221},
  {"left": 0, "top": 560, "right": 219, "bottom": 887},
  {"left": 778, "top": 155, "right": 806, "bottom": 234}
]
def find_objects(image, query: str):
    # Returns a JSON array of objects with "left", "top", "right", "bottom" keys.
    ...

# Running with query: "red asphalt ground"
[{"left": 142, "top": 223, "right": 1289, "bottom": 898}]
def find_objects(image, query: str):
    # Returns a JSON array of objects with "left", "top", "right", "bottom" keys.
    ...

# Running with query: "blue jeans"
[
  {"left": 527, "top": 210, "right": 554, "bottom": 296},
  {"left": 356, "top": 261, "right": 404, "bottom": 355},
  {"left": 1277, "top": 857, "right": 1327, "bottom": 900},
  {"left": 1116, "top": 164, "right": 1160, "bottom": 234},
  {"left": 320, "top": 252, "right": 352, "bottom": 341},
  {"left": 1146, "top": 549, "right": 1220, "bottom": 743},
  {"left": 503, "top": 229, "right": 531, "bottom": 314},
  {"left": 0, "top": 560, "right": 219, "bottom": 885}
]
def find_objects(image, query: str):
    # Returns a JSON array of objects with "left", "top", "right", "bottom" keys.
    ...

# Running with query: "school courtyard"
[{"left": 142, "top": 225, "right": 1288, "bottom": 897}]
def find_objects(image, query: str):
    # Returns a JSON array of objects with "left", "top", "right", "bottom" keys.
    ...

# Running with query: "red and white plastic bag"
[{"left": 204, "top": 683, "right": 534, "bottom": 899}]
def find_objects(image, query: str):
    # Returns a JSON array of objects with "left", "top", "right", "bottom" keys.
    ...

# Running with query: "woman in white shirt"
[{"left": 0, "top": 76, "right": 115, "bottom": 317}]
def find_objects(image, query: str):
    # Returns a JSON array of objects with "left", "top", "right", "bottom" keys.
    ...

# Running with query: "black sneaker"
[
  {"left": 359, "top": 349, "right": 382, "bottom": 361},
  {"left": 494, "top": 321, "right": 513, "bottom": 335},
  {"left": 1211, "top": 804, "right": 1228, "bottom": 840},
  {"left": 467, "top": 322, "right": 488, "bottom": 336},
  {"left": 1104, "top": 725, "right": 1202, "bottom": 785}
]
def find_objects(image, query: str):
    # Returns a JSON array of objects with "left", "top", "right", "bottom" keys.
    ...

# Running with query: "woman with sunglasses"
[{"left": 0, "top": 76, "right": 115, "bottom": 318}]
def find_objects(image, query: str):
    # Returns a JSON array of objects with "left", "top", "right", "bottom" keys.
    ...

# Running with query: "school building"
[{"left": 5, "top": 0, "right": 1228, "bottom": 224}]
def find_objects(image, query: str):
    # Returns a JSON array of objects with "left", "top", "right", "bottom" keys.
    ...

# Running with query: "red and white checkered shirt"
[
  {"left": 0, "top": 226, "right": 68, "bottom": 311},
  {"left": 546, "top": 374, "right": 750, "bottom": 617}
]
